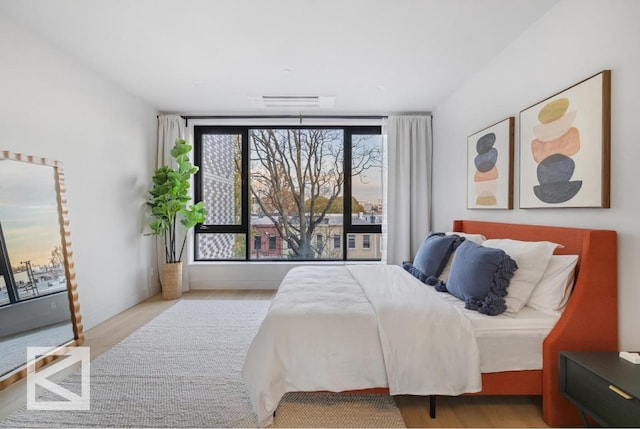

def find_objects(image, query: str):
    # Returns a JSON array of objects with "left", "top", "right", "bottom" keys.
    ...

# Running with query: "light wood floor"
[{"left": 0, "top": 290, "right": 549, "bottom": 427}]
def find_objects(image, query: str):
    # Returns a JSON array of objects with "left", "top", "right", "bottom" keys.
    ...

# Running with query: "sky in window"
[
  {"left": 352, "top": 134, "right": 383, "bottom": 204},
  {"left": 0, "top": 160, "right": 61, "bottom": 267}
]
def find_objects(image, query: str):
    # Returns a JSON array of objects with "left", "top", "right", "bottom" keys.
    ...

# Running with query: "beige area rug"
[
  {"left": 275, "top": 392, "right": 405, "bottom": 428},
  {"left": 1, "top": 299, "right": 405, "bottom": 428}
]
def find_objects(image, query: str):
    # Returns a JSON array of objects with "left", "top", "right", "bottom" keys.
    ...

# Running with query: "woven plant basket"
[{"left": 161, "top": 262, "right": 182, "bottom": 300}]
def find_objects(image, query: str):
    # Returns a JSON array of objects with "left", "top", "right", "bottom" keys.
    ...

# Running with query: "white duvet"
[{"left": 241, "top": 265, "right": 482, "bottom": 427}]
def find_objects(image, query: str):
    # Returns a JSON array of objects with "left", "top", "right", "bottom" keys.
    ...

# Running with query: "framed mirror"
[{"left": 0, "top": 150, "right": 83, "bottom": 389}]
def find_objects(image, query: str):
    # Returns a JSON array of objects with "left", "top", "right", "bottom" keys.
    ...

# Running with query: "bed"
[{"left": 242, "top": 220, "right": 618, "bottom": 427}]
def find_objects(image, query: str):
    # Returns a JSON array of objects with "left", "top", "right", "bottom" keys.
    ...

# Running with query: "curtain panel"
[{"left": 383, "top": 115, "right": 433, "bottom": 265}]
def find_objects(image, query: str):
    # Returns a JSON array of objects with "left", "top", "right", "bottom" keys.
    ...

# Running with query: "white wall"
[
  {"left": 432, "top": 0, "right": 640, "bottom": 349},
  {"left": 0, "top": 15, "right": 159, "bottom": 331}
]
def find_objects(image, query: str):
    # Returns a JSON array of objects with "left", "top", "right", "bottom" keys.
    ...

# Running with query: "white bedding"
[
  {"left": 242, "top": 264, "right": 482, "bottom": 427},
  {"left": 435, "top": 292, "right": 560, "bottom": 372},
  {"left": 347, "top": 265, "right": 482, "bottom": 395},
  {"left": 242, "top": 266, "right": 388, "bottom": 428}
]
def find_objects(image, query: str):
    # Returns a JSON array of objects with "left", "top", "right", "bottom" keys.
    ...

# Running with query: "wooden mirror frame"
[{"left": 0, "top": 150, "right": 84, "bottom": 390}]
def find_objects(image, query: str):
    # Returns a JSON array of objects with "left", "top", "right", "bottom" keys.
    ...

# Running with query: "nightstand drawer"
[{"left": 564, "top": 358, "right": 640, "bottom": 427}]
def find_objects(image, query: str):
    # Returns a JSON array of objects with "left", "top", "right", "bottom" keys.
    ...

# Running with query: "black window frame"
[
  {"left": 193, "top": 127, "right": 250, "bottom": 259},
  {"left": 0, "top": 223, "right": 19, "bottom": 306},
  {"left": 193, "top": 125, "right": 382, "bottom": 262},
  {"left": 342, "top": 127, "right": 383, "bottom": 259}
]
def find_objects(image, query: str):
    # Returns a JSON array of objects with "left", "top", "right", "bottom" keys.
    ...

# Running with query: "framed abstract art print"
[
  {"left": 467, "top": 117, "right": 514, "bottom": 209},
  {"left": 519, "top": 70, "right": 611, "bottom": 208}
]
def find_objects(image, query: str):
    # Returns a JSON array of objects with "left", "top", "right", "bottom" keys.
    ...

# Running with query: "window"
[
  {"left": 193, "top": 128, "right": 248, "bottom": 260},
  {"left": 194, "top": 126, "right": 382, "bottom": 261},
  {"left": 348, "top": 234, "right": 356, "bottom": 249},
  {"left": 254, "top": 235, "right": 262, "bottom": 250},
  {"left": 349, "top": 133, "right": 383, "bottom": 227},
  {"left": 363, "top": 235, "right": 371, "bottom": 249}
]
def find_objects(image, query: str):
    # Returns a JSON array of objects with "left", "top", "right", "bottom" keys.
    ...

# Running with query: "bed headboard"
[{"left": 452, "top": 220, "right": 618, "bottom": 425}]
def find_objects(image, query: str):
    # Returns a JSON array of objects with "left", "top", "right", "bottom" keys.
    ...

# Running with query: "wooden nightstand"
[{"left": 559, "top": 351, "right": 640, "bottom": 427}]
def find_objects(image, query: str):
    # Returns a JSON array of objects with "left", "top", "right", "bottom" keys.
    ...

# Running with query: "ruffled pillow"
[
  {"left": 437, "top": 240, "right": 518, "bottom": 316},
  {"left": 403, "top": 233, "right": 465, "bottom": 284},
  {"left": 438, "top": 232, "right": 487, "bottom": 282}
]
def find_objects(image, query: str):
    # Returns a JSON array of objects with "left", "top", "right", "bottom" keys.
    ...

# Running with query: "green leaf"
[
  {"left": 179, "top": 202, "right": 208, "bottom": 230},
  {"left": 170, "top": 138, "right": 192, "bottom": 158},
  {"left": 145, "top": 137, "right": 207, "bottom": 263}
]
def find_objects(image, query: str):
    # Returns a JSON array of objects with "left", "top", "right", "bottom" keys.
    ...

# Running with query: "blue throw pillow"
[
  {"left": 403, "top": 233, "right": 465, "bottom": 284},
  {"left": 438, "top": 240, "right": 518, "bottom": 316}
]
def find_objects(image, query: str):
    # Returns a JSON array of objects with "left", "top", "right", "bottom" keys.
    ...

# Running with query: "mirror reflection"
[{"left": 0, "top": 159, "right": 74, "bottom": 378}]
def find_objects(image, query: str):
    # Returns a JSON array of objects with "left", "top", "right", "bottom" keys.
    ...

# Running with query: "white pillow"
[
  {"left": 445, "top": 232, "right": 486, "bottom": 244},
  {"left": 438, "top": 232, "right": 487, "bottom": 282},
  {"left": 482, "top": 239, "right": 561, "bottom": 315},
  {"left": 527, "top": 255, "right": 579, "bottom": 314}
]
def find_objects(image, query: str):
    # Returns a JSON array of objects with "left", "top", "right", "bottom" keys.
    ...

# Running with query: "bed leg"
[{"left": 429, "top": 395, "right": 436, "bottom": 419}]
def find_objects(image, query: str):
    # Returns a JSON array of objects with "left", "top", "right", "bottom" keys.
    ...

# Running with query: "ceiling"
[{"left": 0, "top": 0, "right": 559, "bottom": 115}]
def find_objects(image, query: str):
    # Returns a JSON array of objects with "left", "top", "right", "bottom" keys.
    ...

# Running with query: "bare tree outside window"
[{"left": 249, "top": 129, "right": 381, "bottom": 260}]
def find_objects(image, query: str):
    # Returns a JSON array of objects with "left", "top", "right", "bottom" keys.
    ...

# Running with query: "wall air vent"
[{"left": 249, "top": 96, "right": 336, "bottom": 108}]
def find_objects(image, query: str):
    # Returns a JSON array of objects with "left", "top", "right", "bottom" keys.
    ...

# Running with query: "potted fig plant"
[{"left": 146, "top": 138, "right": 207, "bottom": 300}]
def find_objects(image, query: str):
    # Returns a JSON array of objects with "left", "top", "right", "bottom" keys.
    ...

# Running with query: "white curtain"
[
  {"left": 383, "top": 115, "right": 433, "bottom": 265},
  {"left": 156, "top": 114, "right": 188, "bottom": 291}
]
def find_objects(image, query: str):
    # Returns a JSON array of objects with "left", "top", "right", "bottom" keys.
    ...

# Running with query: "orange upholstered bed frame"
[
  {"left": 307, "top": 220, "right": 616, "bottom": 425},
  {"left": 451, "top": 220, "right": 618, "bottom": 426},
  {"left": 339, "top": 220, "right": 617, "bottom": 426}
]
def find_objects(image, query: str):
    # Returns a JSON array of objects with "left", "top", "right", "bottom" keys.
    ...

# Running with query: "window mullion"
[
  {"left": 343, "top": 129, "right": 352, "bottom": 261},
  {"left": 0, "top": 223, "right": 19, "bottom": 304},
  {"left": 242, "top": 129, "right": 249, "bottom": 260}
]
